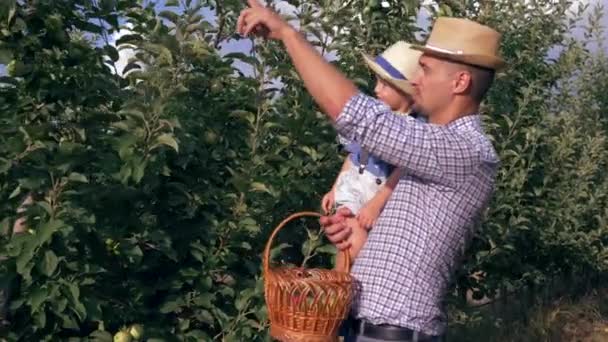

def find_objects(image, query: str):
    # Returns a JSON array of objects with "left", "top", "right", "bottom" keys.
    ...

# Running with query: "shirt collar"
[{"left": 446, "top": 114, "right": 482, "bottom": 131}]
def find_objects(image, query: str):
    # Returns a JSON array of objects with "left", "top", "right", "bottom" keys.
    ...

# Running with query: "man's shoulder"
[
  {"left": 446, "top": 119, "right": 499, "bottom": 166},
  {"left": 466, "top": 129, "right": 499, "bottom": 165}
]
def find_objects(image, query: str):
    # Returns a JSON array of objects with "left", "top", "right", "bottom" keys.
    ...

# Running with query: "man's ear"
[{"left": 452, "top": 70, "right": 473, "bottom": 96}]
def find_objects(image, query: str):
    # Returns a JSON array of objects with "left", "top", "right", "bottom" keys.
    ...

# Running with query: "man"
[{"left": 237, "top": 2, "right": 503, "bottom": 341}]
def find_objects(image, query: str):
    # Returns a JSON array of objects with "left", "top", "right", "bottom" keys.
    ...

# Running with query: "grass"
[{"left": 448, "top": 288, "right": 608, "bottom": 341}]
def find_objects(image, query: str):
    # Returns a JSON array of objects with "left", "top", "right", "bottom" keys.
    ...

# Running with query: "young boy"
[{"left": 321, "top": 41, "right": 422, "bottom": 270}]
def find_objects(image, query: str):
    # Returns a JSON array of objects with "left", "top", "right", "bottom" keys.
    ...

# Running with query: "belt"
[{"left": 352, "top": 319, "right": 442, "bottom": 342}]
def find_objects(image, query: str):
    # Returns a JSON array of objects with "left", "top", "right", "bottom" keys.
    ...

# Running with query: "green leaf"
[
  {"left": 122, "top": 62, "right": 141, "bottom": 75},
  {"left": 240, "top": 218, "right": 260, "bottom": 234},
  {"left": 0, "top": 49, "right": 12, "bottom": 64},
  {"left": 158, "top": 10, "right": 179, "bottom": 24},
  {"left": 83, "top": 298, "right": 103, "bottom": 321},
  {"left": 131, "top": 159, "right": 147, "bottom": 183},
  {"left": 0, "top": 217, "right": 8, "bottom": 235},
  {"left": 28, "top": 286, "right": 48, "bottom": 312},
  {"left": 72, "top": 300, "right": 87, "bottom": 321},
  {"left": 0, "top": 157, "right": 11, "bottom": 173},
  {"left": 230, "top": 110, "right": 255, "bottom": 125},
  {"left": 68, "top": 172, "right": 89, "bottom": 183},
  {"left": 16, "top": 246, "right": 36, "bottom": 278},
  {"left": 219, "top": 286, "right": 235, "bottom": 298},
  {"left": 73, "top": 20, "right": 103, "bottom": 34},
  {"left": 118, "top": 108, "right": 145, "bottom": 121},
  {"left": 52, "top": 298, "right": 68, "bottom": 313},
  {"left": 179, "top": 318, "right": 190, "bottom": 331},
  {"left": 185, "top": 330, "right": 209, "bottom": 340},
  {"left": 89, "top": 330, "right": 113, "bottom": 342},
  {"left": 165, "top": 0, "right": 179, "bottom": 6},
  {"left": 223, "top": 52, "right": 259, "bottom": 66},
  {"left": 115, "top": 34, "right": 143, "bottom": 46},
  {"left": 0, "top": 76, "right": 18, "bottom": 86},
  {"left": 196, "top": 309, "right": 214, "bottom": 325},
  {"left": 67, "top": 282, "right": 80, "bottom": 301},
  {"left": 39, "top": 250, "right": 59, "bottom": 276},
  {"left": 104, "top": 45, "right": 119, "bottom": 62},
  {"left": 315, "top": 244, "right": 336, "bottom": 255},
  {"left": 61, "top": 315, "right": 79, "bottom": 329},
  {"left": 269, "top": 243, "right": 290, "bottom": 262},
  {"left": 37, "top": 220, "right": 65, "bottom": 246},
  {"left": 160, "top": 297, "right": 185, "bottom": 313},
  {"left": 6, "top": 0, "right": 16, "bottom": 25},
  {"left": 9, "top": 185, "right": 21, "bottom": 199},
  {"left": 153, "top": 133, "right": 179, "bottom": 153},
  {"left": 33, "top": 310, "right": 46, "bottom": 328},
  {"left": 250, "top": 182, "right": 271, "bottom": 194},
  {"left": 37, "top": 201, "right": 52, "bottom": 215}
]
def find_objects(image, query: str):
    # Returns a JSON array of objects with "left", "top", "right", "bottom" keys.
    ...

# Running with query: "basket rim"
[{"left": 263, "top": 212, "right": 351, "bottom": 275}]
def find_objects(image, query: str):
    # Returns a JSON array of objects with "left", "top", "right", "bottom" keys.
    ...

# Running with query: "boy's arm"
[
  {"left": 370, "top": 167, "right": 403, "bottom": 208},
  {"left": 357, "top": 168, "right": 403, "bottom": 229}
]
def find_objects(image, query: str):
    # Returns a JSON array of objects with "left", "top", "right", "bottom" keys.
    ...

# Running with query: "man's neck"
[{"left": 428, "top": 101, "right": 480, "bottom": 125}]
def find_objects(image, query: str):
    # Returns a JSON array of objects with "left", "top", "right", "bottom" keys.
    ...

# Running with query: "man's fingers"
[
  {"left": 243, "top": 15, "right": 262, "bottom": 36},
  {"left": 335, "top": 240, "right": 351, "bottom": 251},
  {"left": 243, "top": 14, "right": 269, "bottom": 37},
  {"left": 324, "top": 221, "right": 347, "bottom": 236},
  {"left": 320, "top": 213, "right": 345, "bottom": 227},
  {"left": 236, "top": 9, "right": 252, "bottom": 35},
  {"left": 324, "top": 223, "right": 351, "bottom": 243},
  {"left": 319, "top": 215, "right": 330, "bottom": 226},
  {"left": 236, "top": 14, "right": 245, "bottom": 35},
  {"left": 247, "top": 0, "right": 263, "bottom": 9}
]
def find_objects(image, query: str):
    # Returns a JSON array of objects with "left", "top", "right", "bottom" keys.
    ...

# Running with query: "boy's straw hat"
[{"left": 362, "top": 41, "right": 422, "bottom": 95}]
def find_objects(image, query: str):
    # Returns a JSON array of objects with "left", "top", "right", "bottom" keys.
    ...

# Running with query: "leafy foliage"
[{"left": 0, "top": 0, "right": 607, "bottom": 340}]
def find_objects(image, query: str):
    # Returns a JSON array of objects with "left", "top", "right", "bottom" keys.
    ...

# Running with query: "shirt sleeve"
[{"left": 334, "top": 92, "right": 482, "bottom": 187}]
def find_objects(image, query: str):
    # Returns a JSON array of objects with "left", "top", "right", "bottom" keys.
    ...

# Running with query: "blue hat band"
[{"left": 374, "top": 55, "right": 407, "bottom": 80}]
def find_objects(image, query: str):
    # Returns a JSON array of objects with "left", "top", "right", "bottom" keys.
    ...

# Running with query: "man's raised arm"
[
  {"left": 236, "top": 0, "right": 483, "bottom": 185},
  {"left": 237, "top": 0, "right": 358, "bottom": 119}
]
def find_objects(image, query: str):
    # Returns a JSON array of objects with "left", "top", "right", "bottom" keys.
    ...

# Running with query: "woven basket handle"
[{"left": 263, "top": 211, "right": 351, "bottom": 274}]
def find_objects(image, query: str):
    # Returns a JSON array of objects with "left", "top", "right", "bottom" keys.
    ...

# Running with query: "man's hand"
[
  {"left": 237, "top": 0, "right": 292, "bottom": 40},
  {"left": 321, "top": 190, "right": 335, "bottom": 214},
  {"left": 319, "top": 207, "right": 354, "bottom": 250},
  {"left": 357, "top": 201, "right": 382, "bottom": 230}
]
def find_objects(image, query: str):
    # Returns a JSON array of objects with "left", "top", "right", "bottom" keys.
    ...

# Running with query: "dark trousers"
[{"left": 339, "top": 317, "right": 445, "bottom": 342}]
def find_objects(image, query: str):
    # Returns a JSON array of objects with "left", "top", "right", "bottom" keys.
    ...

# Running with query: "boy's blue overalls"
[{"left": 333, "top": 136, "right": 395, "bottom": 215}]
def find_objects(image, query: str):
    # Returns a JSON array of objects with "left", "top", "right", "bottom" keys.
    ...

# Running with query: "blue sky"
[
  {"left": 1, "top": 0, "right": 606, "bottom": 76},
  {"left": 114, "top": 0, "right": 608, "bottom": 76}
]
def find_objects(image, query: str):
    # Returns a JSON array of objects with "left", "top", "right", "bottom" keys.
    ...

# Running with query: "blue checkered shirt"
[{"left": 334, "top": 93, "right": 499, "bottom": 335}]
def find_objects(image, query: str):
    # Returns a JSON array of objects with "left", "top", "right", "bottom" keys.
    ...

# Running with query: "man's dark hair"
[{"left": 466, "top": 64, "right": 495, "bottom": 102}]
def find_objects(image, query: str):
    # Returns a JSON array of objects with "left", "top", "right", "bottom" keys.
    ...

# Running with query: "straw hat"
[
  {"left": 411, "top": 17, "right": 505, "bottom": 70},
  {"left": 362, "top": 41, "right": 422, "bottom": 95}
]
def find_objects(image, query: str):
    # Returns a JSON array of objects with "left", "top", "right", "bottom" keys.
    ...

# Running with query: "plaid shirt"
[{"left": 334, "top": 93, "right": 499, "bottom": 335}]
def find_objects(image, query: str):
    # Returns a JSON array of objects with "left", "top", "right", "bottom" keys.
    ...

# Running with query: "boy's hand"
[
  {"left": 321, "top": 190, "right": 335, "bottom": 214},
  {"left": 357, "top": 202, "right": 382, "bottom": 230}
]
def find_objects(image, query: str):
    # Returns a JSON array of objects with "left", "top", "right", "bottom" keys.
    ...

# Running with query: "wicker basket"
[{"left": 263, "top": 212, "right": 354, "bottom": 342}]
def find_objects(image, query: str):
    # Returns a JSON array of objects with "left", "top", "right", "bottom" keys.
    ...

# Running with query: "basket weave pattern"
[{"left": 263, "top": 212, "right": 354, "bottom": 342}]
